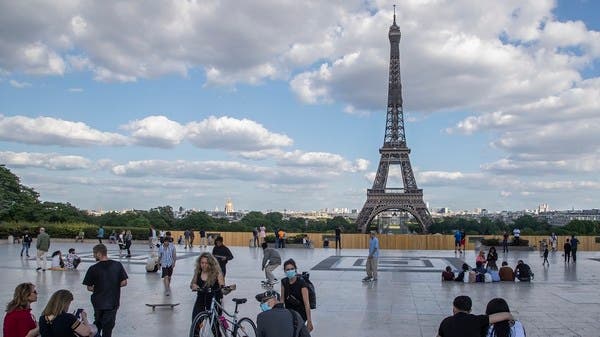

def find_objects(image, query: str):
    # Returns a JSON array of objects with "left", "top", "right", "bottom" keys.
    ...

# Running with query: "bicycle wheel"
[
  {"left": 234, "top": 317, "right": 257, "bottom": 337},
  {"left": 190, "top": 313, "right": 218, "bottom": 337}
]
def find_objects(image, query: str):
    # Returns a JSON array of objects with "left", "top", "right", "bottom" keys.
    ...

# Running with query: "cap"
[{"left": 255, "top": 290, "right": 280, "bottom": 303}]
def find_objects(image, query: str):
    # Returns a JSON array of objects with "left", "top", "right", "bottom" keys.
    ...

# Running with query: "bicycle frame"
[{"left": 202, "top": 295, "right": 243, "bottom": 336}]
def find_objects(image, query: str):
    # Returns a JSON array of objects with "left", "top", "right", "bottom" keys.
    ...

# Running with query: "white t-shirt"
[
  {"left": 51, "top": 255, "right": 62, "bottom": 268},
  {"left": 486, "top": 320, "right": 526, "bottom": 337},
  {"left": 513, "top": 228, "right": 520, "bottom": 237}
]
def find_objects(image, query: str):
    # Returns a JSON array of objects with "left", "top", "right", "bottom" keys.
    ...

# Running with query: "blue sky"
[{"left": 1, "top": 1, "right": 600, "bottom": 213}]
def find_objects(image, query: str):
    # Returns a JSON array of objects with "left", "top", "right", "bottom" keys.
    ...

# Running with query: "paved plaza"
[{"left": 1, "top": 241, "right": 600, "bottom": 337}]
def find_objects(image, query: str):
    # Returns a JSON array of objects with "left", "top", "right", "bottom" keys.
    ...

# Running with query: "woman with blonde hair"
[
  {"left": 3, "top": 283, "right": 39, "bottom": 337},
  {"left": 190, "top": 252, "right": 225, "bottom": 321},
  {"left": 38, "top": 289, "right": 93, "bottom": 337}
]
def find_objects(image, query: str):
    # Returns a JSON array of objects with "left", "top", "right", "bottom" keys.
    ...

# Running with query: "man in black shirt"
[
  {"left": 212, "top": 236, "right": 234, "bottom": 277},
  {"left": 82, "top": 244, "right": 128, "bottom": 337},
  {"left": 334, "top": 227, "right": 342, "bottom": 249},
  {"left": 437, "top": 295, "right": 512, "bottom": 337}
]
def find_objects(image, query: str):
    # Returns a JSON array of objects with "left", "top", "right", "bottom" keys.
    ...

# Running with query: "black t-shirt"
[
  {"left": 282, "top": 276, "right": 308, "bottom": 321},
  {"left": 39, "top": 312, "right": 80, "bottom": 337},
  {"left": 82, "top": 260, "right": 128, "bottom": 310},
  {"left": 335, "top": 228, "right": 341, "bottom": 237},
  {"left": 438, "top": 312, "right": 489, "bottom": 337}
]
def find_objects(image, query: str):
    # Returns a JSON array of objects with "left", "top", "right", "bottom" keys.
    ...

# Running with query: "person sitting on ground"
[
  {"left": 454, "top": 263, "right": 470, "bottom": 282},
  {"left": 486, "top": 246, "right": 498, "bottom": 270},
  {"left": 38, "top": 289, "right": 94, "bottom": 337},
  {"left": 514, "top": 260, "right": 533, "bottom": 282},
  {"left": 49, "top": 251, "right": 65, "bottom": 271},
  {"left": 476, "top": 250, "right": 486, "bottom": 265},
  {"left": 474, "top": 261, "right": 487, "bottom": 275},
  {"left": 485, "top": 298, "right": 526, "bottom": 337},
  {"left": 498, "top": 261, "right": 515, "bottom": 281},
  {"left": 442, "top": 266, "right": 455, "bottom": 281},
  {"left": 65, "top": 248, "right": 81, "bottom": 270},
  {"left": 437, "top": 295, "right": 513, "bottom": 337}
]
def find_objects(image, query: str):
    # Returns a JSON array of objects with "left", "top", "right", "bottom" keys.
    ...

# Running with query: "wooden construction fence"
[{"left": 167, "top": 232, "right": 600, "bottom": 251}]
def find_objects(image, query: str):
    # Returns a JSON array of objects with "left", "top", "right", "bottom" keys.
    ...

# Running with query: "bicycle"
[{"left": 190, "top": 288, "right": 256, "bottom": 337}]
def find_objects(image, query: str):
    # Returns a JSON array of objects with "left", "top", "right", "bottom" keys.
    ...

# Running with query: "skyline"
[{"left": 1, "top": 1, "right": 600, "bottom": 213}]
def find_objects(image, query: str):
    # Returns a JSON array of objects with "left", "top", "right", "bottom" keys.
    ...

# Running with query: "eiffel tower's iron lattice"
[{"left": 356, "top": 11, "right": 432, "bottom": 233}]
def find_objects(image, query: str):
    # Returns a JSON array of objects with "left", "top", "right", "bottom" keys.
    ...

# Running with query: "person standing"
[
  {"left": 564, "top": 238, "right": 572, "bottom": 264},
  {"left": 278, "top": 229, "right": 286, "bottom": 248},
  {"left": 437, "top": 295, "right": 513, "bottom": 337},
  {"left": 212, "top": 236, "right": 234, "bottom": 278},
  {"left": 542, "top": 246, "right": 549, "bottom": 266},
  {"left": 262, "top": 242, "right": 281, "bottom": 283},
  {"left": 35, "top": 227, "right": 50, "bottom": 272},
  {"left": 460, "top": 230, "right": 466, "bottom": 252},
  {"left": 363, "top": 231, "right": 379, "bottom": 282},
  {"left": 502, "top": 231, "right": 509, "bottom": 253},
  {"left": 3, "top": 283, "right": 39, "bottom": 337},
  {"left": 124, "top": 230, "right": 132, "bottom": 258},
  {"left": 252, "top": 227, "right": 259, "bottom": 247},
  {"left": 334, "top": 226, "right": 342, "bottom": 249},
  {"left": 259, "top": 225, "right": 266, "bottom": 245},
  {"left": 281, "top": 259, "right": 313, "bottom": 332},
  {"left": 184, "top": 229, "right": 191, "bottom": 249},
  {"left": 82, "top": 244, "right": 128, "bottom": 337},
  {"left": 198, "top": 229, "right": 206, "bottom": 248},
  {"left": 97, "top": 226, "right": 104, "bottom": 244},
  {"left": 454, "top": 230, "right": 462, "bottom": 253},
  {"left": 255, "top": 290, "right": 311, "bottom": 337},
  {"left": 190, "top": 252, "right": 225, "bottom": 322},
  {"left": 550, "top": 233, "right": 558, "bottom": 251},
  {"left": 148, "top": 225, "right": 157, "bottom": 248},
  {"left": 159, "top": 232, "right": 177, "bottom": 296},
  {"left": 570, "top": 235, "right": 580, "bottom": 263},
  {"left": 21, "top": 231, "right": 32, "bottom": 258}
]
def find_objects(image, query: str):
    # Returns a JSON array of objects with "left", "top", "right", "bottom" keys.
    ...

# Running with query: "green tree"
[{"left": 0, "top": 165, "right": 40, "bottom": 221}]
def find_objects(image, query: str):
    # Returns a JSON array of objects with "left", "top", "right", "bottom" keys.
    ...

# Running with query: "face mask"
[
  {"left": 285, "top": 269, "right": 296, "bottom": 278},
  {"left": 260, "top": 302, "right": 271, "bottom": 312}
]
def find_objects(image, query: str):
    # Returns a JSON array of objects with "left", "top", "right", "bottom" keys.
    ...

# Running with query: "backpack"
[{"left": 283, "top": 272, "right": 317, "bottom": 309}]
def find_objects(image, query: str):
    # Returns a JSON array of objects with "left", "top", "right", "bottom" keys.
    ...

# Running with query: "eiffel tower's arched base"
[{"left": 356, "top": 190, "right": 432, "bottom": 233}]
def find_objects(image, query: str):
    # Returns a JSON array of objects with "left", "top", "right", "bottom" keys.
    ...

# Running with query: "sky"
[{"left": 1, "top": 0, "right": 600, "bottom": 213}]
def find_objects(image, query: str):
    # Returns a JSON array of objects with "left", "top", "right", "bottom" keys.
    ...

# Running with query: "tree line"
[{"left": 2, "top": 165, "right": 599, "bottom": 237}]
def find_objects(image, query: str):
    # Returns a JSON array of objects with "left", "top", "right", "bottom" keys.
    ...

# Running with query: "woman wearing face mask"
[
  {"left": 281, "top": 259, "right": 313, "bottom": 332},
  {"left": 4, "top": 283, "right": 39, "bottom": 337}
]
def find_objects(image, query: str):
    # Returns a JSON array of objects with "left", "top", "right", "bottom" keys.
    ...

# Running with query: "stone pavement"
[{"left": 1, "top": 241, "right": 600, "bottom": 337}]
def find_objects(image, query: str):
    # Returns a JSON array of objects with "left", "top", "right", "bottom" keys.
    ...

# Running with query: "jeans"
[
  {"left": 335, "top": 236, "right": 341, "bottom": 249},
  {"left": 94, "top": 308, "right": 118, "bottom": 337},
  {"left": 264, "top": 263, "right": 279, "bottom": 282},
  {"left": 366, "top": 257, "right": 378, "bottom": 279},
  {"left": 572, "top": 249, "right": 577, "bottom": 262},
  {"left": 21, "top": 243, "right": 30, "bottom": 256}
]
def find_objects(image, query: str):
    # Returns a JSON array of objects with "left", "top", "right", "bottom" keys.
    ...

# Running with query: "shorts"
[
  {"left": 455, "top": 240, "right": 461, "bottom": 246},
  {"left": 162, "top": 265, "right": 174, "bottom": 278}
]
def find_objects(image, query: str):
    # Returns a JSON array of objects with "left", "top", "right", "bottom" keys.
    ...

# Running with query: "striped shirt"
[{"left": 159, "top": 243, "right": 176, "bottom": 267}]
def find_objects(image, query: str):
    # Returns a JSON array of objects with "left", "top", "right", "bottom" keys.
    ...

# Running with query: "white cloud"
[
  {"left": 9, "top": 79, "right": 31, "bottom": 88},
  {"left": 0, "top": 151, "right": 91, "bottom": 170},
  {"left": 186, "top": 116, "right": 293, "bottom": 151},
  {"left": 0, "top": 115, "right": 129, "bottom": 146},
  {"left": 122, "top": 115, "right": 186, "bottom": 148}
]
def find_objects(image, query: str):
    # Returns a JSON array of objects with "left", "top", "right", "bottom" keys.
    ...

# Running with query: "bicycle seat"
[{"left": 232, "top": 298, "right": 247, "bottom": 304}]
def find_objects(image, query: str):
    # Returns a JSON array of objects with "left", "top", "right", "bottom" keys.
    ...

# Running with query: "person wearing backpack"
[
  {"left": 281, "top": 259, "right": 313, "bottom": 332},
  {"left": 514, "top": 260, "right": 533, "bottom": 282},
  {"left": 255, "top": 290, "right": 311, "bottom": 337}
]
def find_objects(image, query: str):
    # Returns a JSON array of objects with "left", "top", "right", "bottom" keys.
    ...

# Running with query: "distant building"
[{"left": 224, "top": 198, "right": 234, "bottom": 214}]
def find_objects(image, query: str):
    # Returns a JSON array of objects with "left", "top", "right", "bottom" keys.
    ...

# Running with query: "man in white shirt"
[{"left": 512, "top": 228, "right": 521, "bottom": 245}]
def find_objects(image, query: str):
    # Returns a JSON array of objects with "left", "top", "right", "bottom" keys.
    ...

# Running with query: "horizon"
[{"left": 1, "top": 1, "right": 600, "bottom": 212}]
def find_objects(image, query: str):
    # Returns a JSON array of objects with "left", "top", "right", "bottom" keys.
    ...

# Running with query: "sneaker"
[
  {"left": 362, "top": 277, "right": 372, "bottom": 282},
  {"left": 42, "top": 269, "right": 46, "bottom": 272},
  {"left": 36, "top": 267, "right": 42, "bottom": 271},
  {"left": 372, "top": 278, "right": 378, "bottom": 282}
]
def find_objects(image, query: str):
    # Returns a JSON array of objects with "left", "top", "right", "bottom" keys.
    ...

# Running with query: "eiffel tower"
[{"left": 356, "top": 9, "right": 432, "bottom": 233}]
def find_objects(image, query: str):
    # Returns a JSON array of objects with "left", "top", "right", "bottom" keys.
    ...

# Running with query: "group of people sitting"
[
  {"left": 47, "top": 248, "right": 81, "bottom": 271},
  {"left": 442, "top": 247, "right": 534, "bottom": 283}
]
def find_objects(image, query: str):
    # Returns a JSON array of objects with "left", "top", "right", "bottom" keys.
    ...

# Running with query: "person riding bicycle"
[
  {"left": 190, "top": 252, "right": 225, "bottom": 321},
  {"left": 256, "top": 290, "right": 311, "bottom": 337}
]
